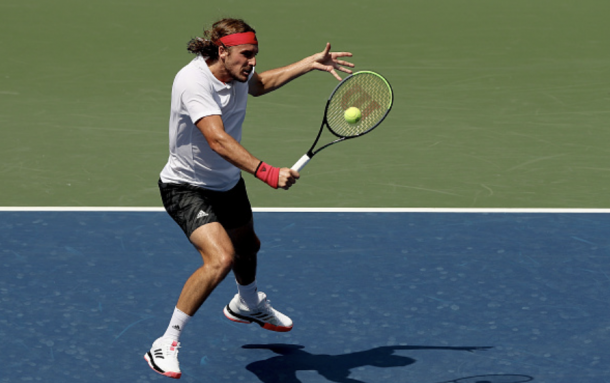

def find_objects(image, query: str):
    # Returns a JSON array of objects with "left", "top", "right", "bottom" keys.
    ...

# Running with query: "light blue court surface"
[{"left": 1, "top": 210, "right": 609, "bottom": 383}]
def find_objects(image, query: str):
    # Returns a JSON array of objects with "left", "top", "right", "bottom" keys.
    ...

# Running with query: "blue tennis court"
[{"left": 1, "top": 210, "right": 608, "bottom": 383}]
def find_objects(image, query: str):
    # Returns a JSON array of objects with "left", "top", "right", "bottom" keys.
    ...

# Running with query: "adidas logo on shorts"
[{"left": 196, "top": 210, "right": 209, "bottom": 219}]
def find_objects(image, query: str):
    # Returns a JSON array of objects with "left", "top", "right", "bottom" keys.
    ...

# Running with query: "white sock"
[
  {"left": 236, "top": 280, "right": 259, "bottom": 309},
  {"left": 163, "top": 307, "right": 191, "bottom": 341}
]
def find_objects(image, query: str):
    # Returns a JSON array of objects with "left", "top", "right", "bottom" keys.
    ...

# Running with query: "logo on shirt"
[{"left": 196, "top": 210, "right": 209, "bottom": 220}]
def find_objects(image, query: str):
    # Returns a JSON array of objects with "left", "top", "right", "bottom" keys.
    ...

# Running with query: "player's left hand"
[{"left": 312, "top": 42, "right": 355, "bottom": 81}]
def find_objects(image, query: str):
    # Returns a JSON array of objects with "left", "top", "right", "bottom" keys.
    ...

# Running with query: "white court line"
[
  {"left": 256, "top": 207, "right": 610, "bottom": 213},
  {"left": 0, "top": 207, "right": 166, "bottom": 212},
  {"left": 1, "top": 207, "right": 610, "bottom": 213}
]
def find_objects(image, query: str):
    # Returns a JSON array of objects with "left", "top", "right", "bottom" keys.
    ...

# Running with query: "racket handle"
[{"left": 291, "top": 154, "right": 311, "bottom": 172}]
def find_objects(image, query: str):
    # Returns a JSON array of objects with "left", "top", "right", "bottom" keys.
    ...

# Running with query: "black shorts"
[{"left": 158, "top": 177, "right": 253, "bottom": 238}]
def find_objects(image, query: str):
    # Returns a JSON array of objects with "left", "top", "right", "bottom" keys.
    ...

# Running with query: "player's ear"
[{"left": 218, "top": 45, "right": 229, "bottom": 60}]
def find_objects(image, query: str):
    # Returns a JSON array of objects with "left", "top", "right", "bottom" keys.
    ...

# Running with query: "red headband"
[{"left": 216, "top": 32, "right": 258, "bottom": 47}]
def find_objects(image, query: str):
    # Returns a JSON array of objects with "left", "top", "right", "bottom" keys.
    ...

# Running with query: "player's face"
[{"left": 224, "top": 44, "right": 258, "bottom": 82}]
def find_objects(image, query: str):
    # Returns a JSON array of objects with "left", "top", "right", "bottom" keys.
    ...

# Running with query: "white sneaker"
[
  {"left": 223, "top": 291, "right": 293, "bottom": 332},
  {"left": 144, "top": 337, "right": 182, "bottom": 379}
]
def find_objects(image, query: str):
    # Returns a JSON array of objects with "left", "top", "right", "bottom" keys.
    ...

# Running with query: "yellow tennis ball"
[{"left": 344, "top": 107, "right": 362, "bottom": 124}]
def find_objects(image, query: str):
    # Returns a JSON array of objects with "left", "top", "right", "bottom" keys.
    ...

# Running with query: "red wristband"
[{"left": 255, "top": 161, "right": 280, "bottom": 189}]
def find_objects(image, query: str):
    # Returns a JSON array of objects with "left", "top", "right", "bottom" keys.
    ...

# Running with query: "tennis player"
[{"left": 144, "top": 18, "right": 354, "bottom": 379}]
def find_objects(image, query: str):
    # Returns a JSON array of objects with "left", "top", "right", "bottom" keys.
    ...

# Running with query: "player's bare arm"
[
  {"left": 196, "top": 115, "right": 298, "bottom": 189},
  {"left": 248, "top": 43, "right": 354, "bottom": 96}
]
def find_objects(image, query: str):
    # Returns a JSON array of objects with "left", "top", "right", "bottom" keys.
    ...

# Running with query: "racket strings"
[{"left": 326, "top": 72, "right": 393, "bottom": 137}]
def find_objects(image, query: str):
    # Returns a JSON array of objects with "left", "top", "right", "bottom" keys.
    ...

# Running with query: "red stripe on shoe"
[{"left": 262, "top": 323, "right": 293, "bottom": 332}]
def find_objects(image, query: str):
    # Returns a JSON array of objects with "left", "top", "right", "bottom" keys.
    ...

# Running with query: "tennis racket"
[{"left": 291, "top": 71, "right": 394, "bottom": 172}]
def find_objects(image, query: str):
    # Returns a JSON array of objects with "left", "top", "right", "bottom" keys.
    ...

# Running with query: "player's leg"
[
  {"left": 228, "top": 218, "right": 259, "bottom": 287},
  {"left": 146, "top": 180, "right": 235, "bottom": 379},
  {"left": 222, "top": 219, "right": 293, "bottom": 332},
  {"left": 177, "top": 222, "right": 235, "bottom": 315},
  {"left": 145, "top": 222, "right": 235, "bottom": 379}
]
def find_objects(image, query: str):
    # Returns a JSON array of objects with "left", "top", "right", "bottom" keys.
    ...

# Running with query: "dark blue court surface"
[{"left": 1, "top": 211, "right": 608, "bottom": 383}]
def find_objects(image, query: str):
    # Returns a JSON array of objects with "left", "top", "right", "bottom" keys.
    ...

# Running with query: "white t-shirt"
[{"left": 160, "top": 55, "right": 254, "bottom": 191}]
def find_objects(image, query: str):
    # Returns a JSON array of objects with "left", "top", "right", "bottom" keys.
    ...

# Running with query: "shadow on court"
[{"left": 242, "top": 344, "right": 496, "bottom": 383}]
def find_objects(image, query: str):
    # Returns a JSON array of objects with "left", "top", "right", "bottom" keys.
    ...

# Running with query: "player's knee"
[
  {"left": 250, "top": 236, "right": 261, "bottom": 254},
  {"left": 235, "top": 237, "right": 260, "bottom": 257},
  {"left": 199, "top": 248, "right": 234, "bottom": 276},
  {"left": 215, "top": 252, "right": 235, "bottom": 274}
]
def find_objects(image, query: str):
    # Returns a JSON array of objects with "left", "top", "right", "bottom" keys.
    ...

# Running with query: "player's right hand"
[{"left": 278, "top": 168, "right": 300, "bottom": 190}]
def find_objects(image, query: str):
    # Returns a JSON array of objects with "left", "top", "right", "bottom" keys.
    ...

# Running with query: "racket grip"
[{"left": 291, "top": 154, "right": 311, "bottom": 172}]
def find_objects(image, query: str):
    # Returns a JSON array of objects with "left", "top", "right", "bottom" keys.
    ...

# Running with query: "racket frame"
[{"left": 291, "top": 71, "right": 393, "bottom": 171}]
